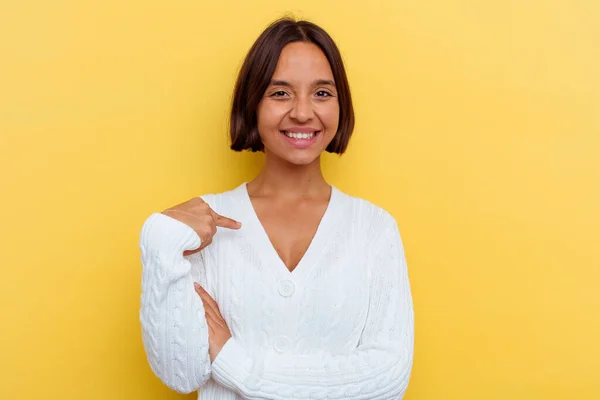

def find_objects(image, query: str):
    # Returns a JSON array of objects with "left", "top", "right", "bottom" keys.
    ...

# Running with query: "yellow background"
[{"left": 1, "top": 0, "right": 599, "bottom": 399}]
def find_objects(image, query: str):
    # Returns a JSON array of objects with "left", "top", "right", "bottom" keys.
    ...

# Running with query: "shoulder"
[
  {"left": 334, "top": 187, "right": 401, "bottom": 242},
  {"left": 196, "top": 183, "right": 244, "bottom": 206},
  {"left": 194, "top": 182, "right": 249, "bottom": 222},
  {"left": 336, "top": 189, "right": 407, "bottom": 267}
]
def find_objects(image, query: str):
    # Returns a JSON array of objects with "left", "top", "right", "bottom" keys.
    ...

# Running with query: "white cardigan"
[{"left": 139, "top": 182, "right": 414, "bottom": 399}]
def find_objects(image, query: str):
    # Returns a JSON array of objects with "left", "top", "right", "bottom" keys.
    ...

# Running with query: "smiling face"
[{"left": 256, "top": 42, "right": 340, "bottom": 166}]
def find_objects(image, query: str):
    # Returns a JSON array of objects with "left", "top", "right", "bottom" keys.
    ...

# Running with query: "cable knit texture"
[{"left": 139, "top": 182, "right": 414, "bottom": 399}]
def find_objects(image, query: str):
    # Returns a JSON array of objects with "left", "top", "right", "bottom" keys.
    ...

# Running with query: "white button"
[
  {"left": 277, "top": 280, "right": 295, "bottom": 297},
  {"left": 273, "top": 336, "right": 292, "bottom": 353}
]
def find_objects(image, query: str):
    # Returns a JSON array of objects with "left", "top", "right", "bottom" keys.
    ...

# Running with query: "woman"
[{"left": 139, "top": 17, "right": 414, "bottom": 399}]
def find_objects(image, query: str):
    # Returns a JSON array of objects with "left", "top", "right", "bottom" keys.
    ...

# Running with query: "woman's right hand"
[{"left": 162, "top": 198, "right": 241, "bottom": 256}]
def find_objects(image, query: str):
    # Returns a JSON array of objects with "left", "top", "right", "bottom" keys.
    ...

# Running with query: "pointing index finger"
[{"left": 211, "top": 211, "right": 242, "bottom": 230}]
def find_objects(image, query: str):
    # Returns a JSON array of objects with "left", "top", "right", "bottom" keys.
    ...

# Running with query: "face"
[{"left": 256, "top": 42, "right": 340, "bottom": 166}]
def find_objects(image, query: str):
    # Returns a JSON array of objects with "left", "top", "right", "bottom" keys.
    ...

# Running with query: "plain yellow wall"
[{"left": 1, "top": 0, "right": 599, "bottom": 399}]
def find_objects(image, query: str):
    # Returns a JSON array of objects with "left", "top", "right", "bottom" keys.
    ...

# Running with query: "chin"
[
  {"left": 269, "top": 148, "right": 323, "bottom": 166},
  {"left": 282, "top": 151, "right": 321, "bottom": 166}
]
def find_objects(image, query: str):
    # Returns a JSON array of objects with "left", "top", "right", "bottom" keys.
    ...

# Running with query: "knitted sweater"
[{"left": 139, "top": 182, "right": 414, "bottom": 399}]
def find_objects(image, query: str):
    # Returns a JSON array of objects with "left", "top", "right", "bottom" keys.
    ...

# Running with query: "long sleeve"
[
  {"left": 211, "top": 216, "right": 415, "bottom": 400},
  {"left": 139, "top": 212, "right": 211, "bottom": 394}
]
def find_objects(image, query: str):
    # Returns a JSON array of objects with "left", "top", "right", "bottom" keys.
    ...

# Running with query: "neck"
[{"left": 248, "top": 153, "right": 329, "bottom": 198}]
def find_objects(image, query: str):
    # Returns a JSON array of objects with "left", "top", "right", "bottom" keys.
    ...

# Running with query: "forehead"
[{"left": 272, "top": 42, "right": 334, "bottom": 80}]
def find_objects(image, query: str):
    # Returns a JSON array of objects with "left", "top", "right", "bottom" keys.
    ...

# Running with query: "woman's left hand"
[{"left": 194, "top": 282, "right": 232, "bottom": 362}]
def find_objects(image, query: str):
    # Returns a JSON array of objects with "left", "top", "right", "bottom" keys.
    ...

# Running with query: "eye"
[
  {"left": 270, "top": 90, "right": 288, "bottom": 98},
  {"left": 316, "top": 90, "right": 333, "bottom": 98}
]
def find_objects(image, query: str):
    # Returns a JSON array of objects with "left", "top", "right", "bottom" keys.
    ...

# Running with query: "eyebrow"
[{"left": 269, "top": 79, "right": 336, "bottom": 87}]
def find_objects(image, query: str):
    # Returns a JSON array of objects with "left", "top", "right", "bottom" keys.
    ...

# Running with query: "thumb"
[
  {"left": 212, "top": 211, "right": 242, "bottom": 230},
  {"left": 183, "top": 248, "right": 201, "bottom": 257}
]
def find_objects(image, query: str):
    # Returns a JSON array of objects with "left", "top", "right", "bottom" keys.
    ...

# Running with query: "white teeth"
[{"left": 284, "top": 131, "right": 316, "bottom": 139}]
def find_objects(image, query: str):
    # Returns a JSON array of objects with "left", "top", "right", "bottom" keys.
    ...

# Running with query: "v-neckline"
[{"left": 237, "top": 182, "right": 341, "bottom": 283}]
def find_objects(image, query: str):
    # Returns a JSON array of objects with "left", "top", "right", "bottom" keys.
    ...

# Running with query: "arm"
[
  {"left": 211, "top": 217, "right": 415, "bottom": 400},
  {"left": 139, "top": 212, "right": 211, "bottom": 394}
]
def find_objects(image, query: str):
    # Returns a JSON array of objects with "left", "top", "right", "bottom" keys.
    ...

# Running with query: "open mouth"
[{"left": 280, "top": 130, "right": 321, "bottom": 140}]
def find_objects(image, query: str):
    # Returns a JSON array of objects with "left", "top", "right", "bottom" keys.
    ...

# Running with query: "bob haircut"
[{"left": 229, "top": 17, "right": 355, "bottom": 154}]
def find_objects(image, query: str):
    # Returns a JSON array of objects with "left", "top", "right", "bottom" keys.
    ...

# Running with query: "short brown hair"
[{"left": 229, "top": 17, "right": 355, "bottom": 154}]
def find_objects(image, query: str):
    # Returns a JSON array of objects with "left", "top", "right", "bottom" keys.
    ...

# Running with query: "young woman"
[{"left": 139, "top": 17, "right": 414, "bottom": 399}]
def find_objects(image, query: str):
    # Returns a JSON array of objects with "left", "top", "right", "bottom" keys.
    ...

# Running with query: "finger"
[
  {"left": 183, "top": 248, "right": 201, "bottom": 257},
  {"left": 205, "top": 296, "right": 224, "bottom": 323},
  {"left": 195, "top": 288, "right": 218, "bottom": 332},
  {"left": 201, "top": 296, "right": 226, "bottom": 331},
  {"left": 194, "top": 283, "right": 222, "bottom": 318},
  {"left": 194, "top": 282, "right": 209, "bottom": 298},
  {"left": 205, "top": 309, "right": 220, "bottom": 329},
  {"left": 205, "top": 312, "right": 217, "bottom": 334},
  {"left": 204, "top": 303, "right": 227, "bottom": 328},
  {"left": 194, "top": 283, "right": 219, "bottom": 310},
  {"left": 194, "top": 284, "right": 229, "bottom": 330},
  {"left": 211, "top": 211, "right": 242, "bottom": 230},
  {"left": 206, "top": 310, "right": 228, "bottom": 333},
  {"left": 195, "top": 293, "right": 216, "bottom": 334},
  {"left": 194, "top": 282, "right": 210, "bottom": 303},
  {"left": 163, "top": 208, "right": 203, "bottom": 222}
]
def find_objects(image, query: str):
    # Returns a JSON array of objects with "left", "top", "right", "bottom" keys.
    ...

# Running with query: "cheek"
[
  {"left": 318, "top": 102, "right": 340, "bottom": 132},
  {"left": 257, "top": 103, "right": 287, "bottom": 133}
]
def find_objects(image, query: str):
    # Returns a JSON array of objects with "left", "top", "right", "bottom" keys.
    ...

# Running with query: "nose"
[{"left": 289, "top": 94, "right": 313, "bottom": 122}]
